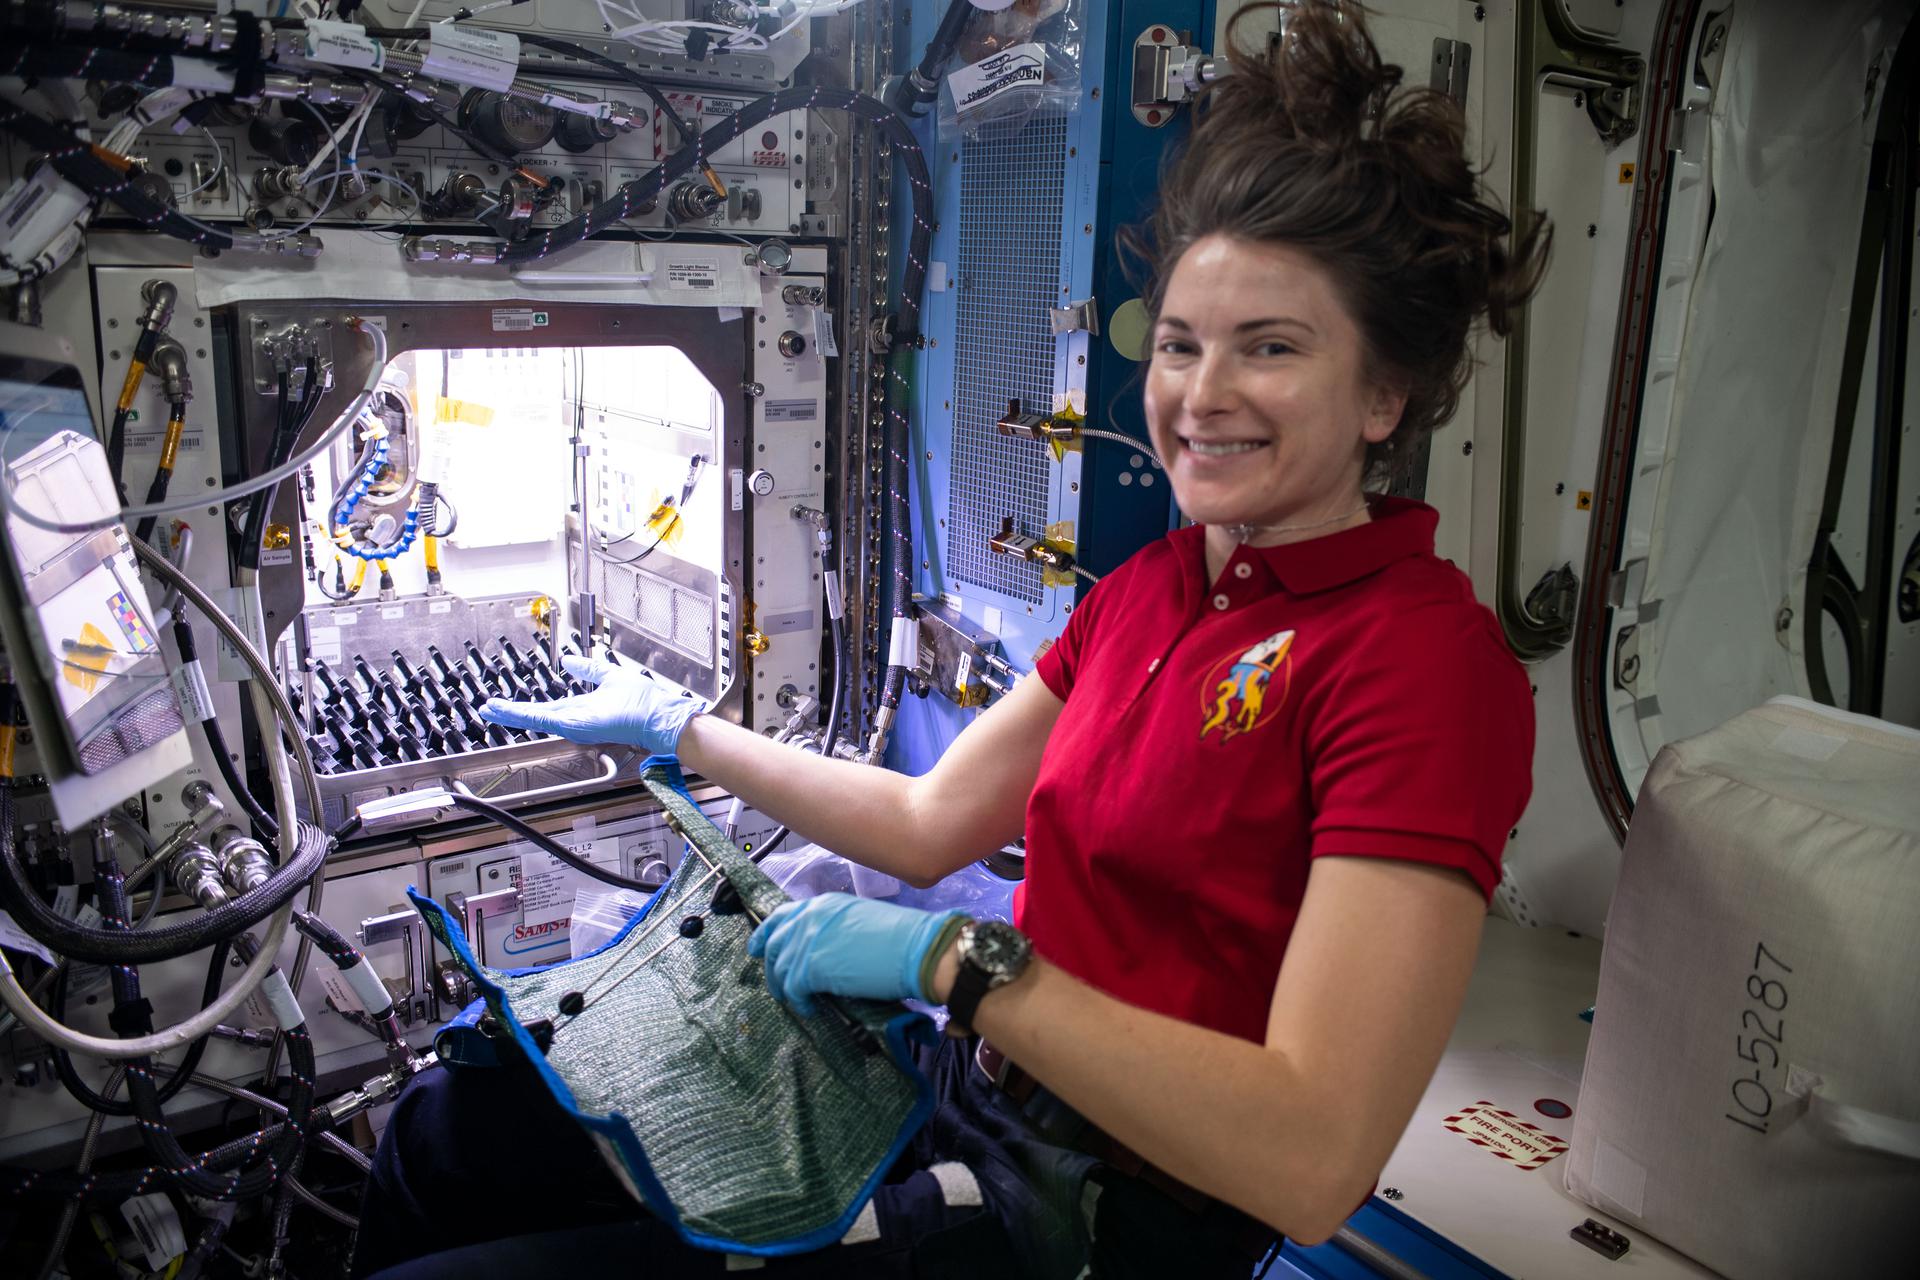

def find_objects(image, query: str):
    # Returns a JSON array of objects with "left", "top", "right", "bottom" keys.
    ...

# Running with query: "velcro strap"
[
  {"left": 108, "top": 998, "right": 155, "bottom": 1037},
  {"left": 225, "top": 13, "right": 266, "bottom": 99}
]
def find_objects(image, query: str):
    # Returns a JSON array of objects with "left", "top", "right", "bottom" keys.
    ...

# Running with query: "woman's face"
[{"left": 1144, "top": 235, "right": 1404, "bottom": 534}]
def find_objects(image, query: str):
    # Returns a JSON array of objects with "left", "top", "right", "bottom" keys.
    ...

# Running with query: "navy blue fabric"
[{"left": 354, "top": 1034, "right": 1266, "bottom": 1278}]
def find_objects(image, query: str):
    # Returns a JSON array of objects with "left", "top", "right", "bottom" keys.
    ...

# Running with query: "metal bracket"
[
  {"left": 1048, "top": 299, "right": 1100, "bottom": 336},
  {"left": 1431, "top": 38, "right": 1472, "bottom": 108},
  {"left": 1131, "top": 25, "right": 1220, "bottom": 127}
]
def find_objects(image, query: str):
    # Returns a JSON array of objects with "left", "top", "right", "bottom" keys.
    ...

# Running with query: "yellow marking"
[
  {"left": 63, "top": 622, "right": 116, "bottom": 695},
  {"left": 1619, "top": 162, "right": 1635, "bottom": 184},
  {"left": 157, "top": 411, "right": 185, "bottom": 469},
  {"left": 1576, "top": 490, "right": 1593, "bottom": 511},
  {"left": 115, "top": 360, "right": 147, "bottom": 413}
]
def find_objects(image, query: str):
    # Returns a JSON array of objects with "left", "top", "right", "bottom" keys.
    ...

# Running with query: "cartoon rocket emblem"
[{"left": 1200, "top": 629, "right": 1295, "bottom": 743}]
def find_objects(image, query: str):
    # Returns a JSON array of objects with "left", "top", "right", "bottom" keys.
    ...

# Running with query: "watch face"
[{"left": 967, "top": 922, "right": 1030, "bottom": 978}]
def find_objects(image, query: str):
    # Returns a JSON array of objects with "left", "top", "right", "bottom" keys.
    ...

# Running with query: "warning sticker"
[{"left": 1442, "top": 1101, "right": 1569, "bottom": 1171}]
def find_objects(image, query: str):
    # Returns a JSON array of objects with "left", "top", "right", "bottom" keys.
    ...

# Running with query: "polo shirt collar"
[{"left": 1196, "top": 496, "right": 1439, "bottom": 596}]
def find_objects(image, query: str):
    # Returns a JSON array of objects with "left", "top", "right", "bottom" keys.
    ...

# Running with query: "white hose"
[
  {"left": 0, "top": 319, "right": 387, "bottom": 537},
  {"left": 0, "top": 543, "right": 317, "bottom": 1060}
]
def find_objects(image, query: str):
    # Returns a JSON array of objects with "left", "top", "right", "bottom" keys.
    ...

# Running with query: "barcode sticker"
[
  {"left": 422, "top": 23, "right": 520, "bottom": 93},
  {"left": 665, "top": 256, "right": 721, "bottom": 290},
  {"left": 491, "top": 307, "right": 550, "bottom": 332},
  {"left": 765, "top": 399, "right": 816, "bottom": 423},
  {"left": 813, "top": 307, "right": 839, "bottom": 358}
]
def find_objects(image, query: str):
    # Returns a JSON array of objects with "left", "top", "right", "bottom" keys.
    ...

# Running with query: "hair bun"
[{"left": 1209, "top": 1, "right": 1404, "bottom": 149}]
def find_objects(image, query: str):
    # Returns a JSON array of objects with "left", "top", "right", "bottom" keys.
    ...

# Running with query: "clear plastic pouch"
[{"left": 937, "top": 0, "right": 1086, "bottom": 140}]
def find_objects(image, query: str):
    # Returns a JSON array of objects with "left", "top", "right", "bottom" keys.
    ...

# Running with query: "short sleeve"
[
  {"left": 1306, "top": 604, "right": 1533, "bottom": 900},
  {"left": 1034, "top": 563, "right": 1120, "bottom": 701}
]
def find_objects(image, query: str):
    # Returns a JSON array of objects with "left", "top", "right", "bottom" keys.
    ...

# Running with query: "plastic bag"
[
  {"left": 937, "top": 0, "right": 1086, "bottom": 140},
  {"left": 757, "top": 842, "right": 1021, "bottom": 923},
  {"left": 568, "top": 886, "right": 651, "bottom": 960}
]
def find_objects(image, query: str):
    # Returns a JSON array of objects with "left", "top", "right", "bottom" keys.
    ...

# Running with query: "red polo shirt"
[{"left": 1016, "top": 498, "right": 1532, "bottom": 1044}]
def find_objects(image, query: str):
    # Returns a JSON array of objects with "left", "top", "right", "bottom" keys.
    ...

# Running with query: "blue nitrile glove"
[
  {"left": 479, "top": 654, "right": 705, "bottom": 754},
  {"left": 747, "top": 893, "right": 964, "bottom": 1018}
]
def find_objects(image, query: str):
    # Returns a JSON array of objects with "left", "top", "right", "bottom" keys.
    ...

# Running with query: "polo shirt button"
[
  {"left": 1212, "top": 593, "right": 1230, "bottom": 611},
  {"left": 1233, "top": 563, "right": 1253, "bottom": 579}
]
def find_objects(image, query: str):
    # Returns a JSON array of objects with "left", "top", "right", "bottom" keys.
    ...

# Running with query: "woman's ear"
[{"left": 1363, "top": 380, "right": 1409, "bottom": 445}]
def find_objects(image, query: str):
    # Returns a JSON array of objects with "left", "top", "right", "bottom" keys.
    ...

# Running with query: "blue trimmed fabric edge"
[{"left": 403, "top": 760, "right": 942, "bottom": 1258}]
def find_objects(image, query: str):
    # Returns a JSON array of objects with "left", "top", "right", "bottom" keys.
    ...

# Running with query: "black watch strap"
[{"left": 946, "top": 951, "right": 995, "bottom": 1038}]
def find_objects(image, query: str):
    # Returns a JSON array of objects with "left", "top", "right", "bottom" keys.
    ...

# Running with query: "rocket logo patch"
[{"left": 1200, "top": 630, "right": 1294, "bottom": 743}]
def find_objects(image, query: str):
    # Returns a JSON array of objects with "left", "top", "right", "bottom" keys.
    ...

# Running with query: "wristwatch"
[{"left": 945, "top": 920, "right": 1033, "bottom": 1036}]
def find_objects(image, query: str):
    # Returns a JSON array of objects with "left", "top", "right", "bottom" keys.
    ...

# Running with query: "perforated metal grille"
[
  {"left": 947, "top": 117, "right": 1069, "bottom": 605},
  {"left": 592, "top": 560, "right": 713, "bottom": 665}
]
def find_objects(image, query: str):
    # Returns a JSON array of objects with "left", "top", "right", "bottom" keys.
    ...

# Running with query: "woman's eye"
[
  {"left": 1255, "top": 341, "right": 1294, "bottom": 357},
  {"left": 1156, "top": 339, "right": 1195, "bottom": 355}
]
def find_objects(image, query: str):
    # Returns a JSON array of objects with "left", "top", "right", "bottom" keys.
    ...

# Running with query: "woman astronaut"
[{"left": 355, "top": 3, "right": 1552, "bottom": 1274}]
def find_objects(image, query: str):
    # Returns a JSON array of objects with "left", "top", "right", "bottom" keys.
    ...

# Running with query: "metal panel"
[{"left": 946, "top": 117, "right": 1074, "bottom": 606}]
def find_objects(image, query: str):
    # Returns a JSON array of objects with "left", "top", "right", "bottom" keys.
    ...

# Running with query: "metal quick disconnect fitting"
[
  {"left": 168, "top": 841, "right": 229, "bottom": 911},
  {"left": 211, "top": 826, "right": 275, "bottom": 896}
]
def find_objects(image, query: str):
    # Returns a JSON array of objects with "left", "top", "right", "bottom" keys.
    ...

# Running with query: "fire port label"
[{"left": 1441, "top": 1101, "right": 1569, "bottom": 1171}]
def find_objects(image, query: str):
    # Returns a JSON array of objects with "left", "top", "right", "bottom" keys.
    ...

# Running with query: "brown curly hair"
[{"left": 1128, "top": 0, "right": 1552, "bottom": 476}]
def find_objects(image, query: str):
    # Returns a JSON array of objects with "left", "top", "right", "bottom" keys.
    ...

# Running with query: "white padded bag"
[{"left": 1565, "top": 697, "right": 1920, "bottom": 1279}]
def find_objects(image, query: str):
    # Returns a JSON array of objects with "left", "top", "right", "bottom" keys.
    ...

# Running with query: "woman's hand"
[
  {"left": 747, "top": 893, "right": 964, "bottom": 1016},
  {"left": 479, "top": 655, "right": 704, "bottom": 754}
]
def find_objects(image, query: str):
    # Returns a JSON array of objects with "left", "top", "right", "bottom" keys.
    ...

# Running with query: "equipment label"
[
  {"left": 258, "top": 547, "right": 294, "bottom": 567},
  {"left": 170, "top": 658, "right": 217, "bottom": 724},
  {"left": 1441, "top": 1101, "right": 1569, "bottom": 1171},
  {"left": 948, "top": 43, "right": 1047, "bottom": 118},
  {"left": 382, "top": 606, "right": 407, "bottom": 620},
  {"left": 127, "top": 429, "right": 203, "bottom": 452},
  {"left": 664, "top": 255, "right": 721, "bottom": 291},
  {"left": 491, "top": 307, "right": 550, "bottom": 333},
  {"left": 423, "top": 24, "right": 520, "bottom": 94},
  {"left": 429, "top": 600, "right": 454, "bottom": 614},
  {"left": 305, "top": 19, "right": 386, "bottom": 71},
  {"left": 764, "top": 399, "right": 816, "bottom": 423},
  {"left": 813, "top": 307, "right": 839, "bottom": 358}
]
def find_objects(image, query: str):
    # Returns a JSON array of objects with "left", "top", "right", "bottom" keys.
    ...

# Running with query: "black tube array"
[{"left": 296, "top": 636, "right": 588, "bottom": 775}]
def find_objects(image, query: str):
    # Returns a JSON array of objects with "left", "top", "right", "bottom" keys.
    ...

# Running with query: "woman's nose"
[{"left": 1182, "top": 349, "right": 1240, "bottom": 417}]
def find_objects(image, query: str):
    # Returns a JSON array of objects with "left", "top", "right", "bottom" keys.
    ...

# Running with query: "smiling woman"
[{"left": 1130, "top": 0, "right": 1550, "bottom": 574}]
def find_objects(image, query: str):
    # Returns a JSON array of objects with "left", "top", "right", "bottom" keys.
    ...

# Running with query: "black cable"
[
  {"left": 47, "top": 940, "right": 230, "bottom": 1117},
  {"left": 889, "top": 0, "right": 978, "bottom": 118},
  {"left": 289, "top": 908, "right": 360, "bottom": 970},
  {"left": 172, "top": 617, "right": 280, "bottom": 842},
  {"left": 0, "top": 97, "right": 233, "bottom": 250},
  {"left": 443, "top": 791, "right": 662, "bottom": 893},
  {"left": 91, "top": 856, "right": 315, "bottom": 1203},
  {"left": 507, "top": 32, "right": 705, "bottom": 175},
  {"left": 130, "top": 398, "right": 187, "bottom": 544},
  {"left": 0, "top": 806, "right": 328, "bottom": 966},
  {"left": 429, "top": 491, "right": 458, "bottom": 536},
  {"left": 240, "top": 358, "right": 320, "bottom": 573}
]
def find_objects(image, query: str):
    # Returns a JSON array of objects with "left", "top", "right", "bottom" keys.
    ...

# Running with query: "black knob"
[
  {"left": 555, "top": 111, "right": 618, "bottom": 154},
  {"left": 459, "top": 90, "right": 557, "bottom": 155},
  {"left": 249, "top": 109, "right": 324, "bottom": 169}
]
